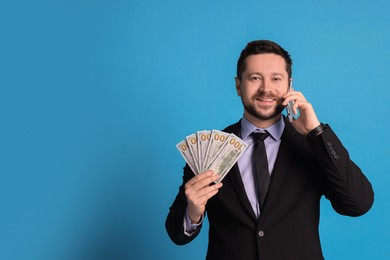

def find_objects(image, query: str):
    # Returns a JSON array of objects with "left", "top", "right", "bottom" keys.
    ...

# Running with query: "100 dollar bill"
[{"left": 206, "top": 133, "right": 247, "bottom": 182}]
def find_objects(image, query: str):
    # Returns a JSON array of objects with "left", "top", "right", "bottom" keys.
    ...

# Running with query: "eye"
[
  {"left": 272, "top": 77, "right": 282, "bottom": 82},
  {"left": 250, "top": 76, "right": 262, "bottom": 81}
]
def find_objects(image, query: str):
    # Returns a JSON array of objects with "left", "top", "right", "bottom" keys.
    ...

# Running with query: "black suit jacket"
[{"left": 166, "top": 118, "right": 374, "bottom": 260}]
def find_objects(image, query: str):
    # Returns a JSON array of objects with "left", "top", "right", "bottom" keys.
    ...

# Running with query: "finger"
[
  {"left": 282, "top": 92, "right": 301, "bottom": 106},
  {"left": 186, "top": 171, "right": 219, "bottom": 190},
  {"left": 199, "top": 182, "right": 223, "bottom": 197},
  {"left": 196, "top": 187, "right": 221, "bottom": 203},
  {"left": 186, "top": 170, "right": 214, "bottom": 186},
  {"left": 292, "top": 100, "right": 301, "bottom": 115},
  {"left": 186, "top": 176, "right": 221, "bottom": 198},
  {"left": 293, "top": 100, "right": 313, "bottom": 115},
  {"left": 187, "top": 182, "right": 223, "bottom": 204},
  {"left": 282, "top": 93, "right": 294, "bottom": 106}
]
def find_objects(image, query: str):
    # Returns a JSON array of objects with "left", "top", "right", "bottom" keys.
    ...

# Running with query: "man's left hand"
[{"left": 282, "top": 90, "right": 321, "bottom": 135}]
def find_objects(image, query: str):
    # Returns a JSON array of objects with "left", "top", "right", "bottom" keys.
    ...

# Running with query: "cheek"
[
  {"left": 239, "top": 87, "right": 251, "bottom": 98},
  {"left": 242, "top": 85, "right": 257, "bottom": 97},
  {"left": 278, "top": 84, "right": 289, "bottom": 94}
]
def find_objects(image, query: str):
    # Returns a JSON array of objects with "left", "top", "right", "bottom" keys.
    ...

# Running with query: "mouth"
[{"left": 256, "top": 97, "right": 276, "bottom": 103}]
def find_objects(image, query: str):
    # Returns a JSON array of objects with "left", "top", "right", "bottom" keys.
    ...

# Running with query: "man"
[{"left": 166, "top": 40, "right": 374, "bottom": 259}]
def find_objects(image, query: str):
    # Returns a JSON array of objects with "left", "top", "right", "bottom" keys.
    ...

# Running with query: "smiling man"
[{"left": 166, "top": 40, "right": 374, "bottom": 260}]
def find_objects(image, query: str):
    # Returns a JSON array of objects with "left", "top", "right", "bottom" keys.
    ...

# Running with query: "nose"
[{"left": 261, "top": 78, "right": 272, "bottom": 92}]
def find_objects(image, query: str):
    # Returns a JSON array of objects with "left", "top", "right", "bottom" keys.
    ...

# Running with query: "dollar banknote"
[
  {"left": 203, "top": 130, "right": 230, "bottom": 172},
  {"left": 185, "top": 133, "right": 200, "bottom": 172},
  {"left": 176, "top": 130, "right": 247, "bottom": 182},
  {"left": 206, "top": 133, "right": 248, "bottom": 182},
  {"left": 197, "top": 130, "right": 212, "bottom": 172},
  {"left": 176, "top": 139, "right": 198, "bottom": 174}
]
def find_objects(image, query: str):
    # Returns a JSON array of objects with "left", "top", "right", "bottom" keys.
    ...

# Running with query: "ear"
[{"left": 235, "top": 77, "right": 242, "bottom": 96}]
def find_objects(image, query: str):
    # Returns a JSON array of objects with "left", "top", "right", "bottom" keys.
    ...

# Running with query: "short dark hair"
[{"left": 236, "top": 40, "right": 292, "bottom": 80}]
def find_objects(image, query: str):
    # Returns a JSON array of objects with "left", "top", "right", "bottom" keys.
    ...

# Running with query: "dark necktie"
[{"left": 252, "top": 132, "right": 270, "bottom": 210}]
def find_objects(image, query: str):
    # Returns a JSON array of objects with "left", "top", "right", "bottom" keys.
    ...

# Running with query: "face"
[{"left": 235, "top": 53, "right": 290, "bottom": 127}]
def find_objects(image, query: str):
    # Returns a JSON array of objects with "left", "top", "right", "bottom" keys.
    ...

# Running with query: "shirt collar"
[{"left": 240, "top": 116, "right": 285, "bottom": 141}]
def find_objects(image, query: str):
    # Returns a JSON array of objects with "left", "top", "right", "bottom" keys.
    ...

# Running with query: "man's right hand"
[{"left": 185, "top": 170, "right": 223, "bottom": 224}]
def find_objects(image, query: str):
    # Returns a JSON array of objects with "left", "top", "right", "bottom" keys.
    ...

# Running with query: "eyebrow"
[{"left": 248, "top": 72, "right": 286, "bottom": 77}]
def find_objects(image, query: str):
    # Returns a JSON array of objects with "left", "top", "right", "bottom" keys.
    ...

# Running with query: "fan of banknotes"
[{"left": 176, "top": 130, "right": 248, "bottom": 182}]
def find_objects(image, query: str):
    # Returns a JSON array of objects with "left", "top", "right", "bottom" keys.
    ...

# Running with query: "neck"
[{"left": 243, "top": 112, "right": 282, "bottom": 129}]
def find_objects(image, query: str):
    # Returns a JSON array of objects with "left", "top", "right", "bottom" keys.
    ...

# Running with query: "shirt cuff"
[{"left": 183, "top": 210, "right": 204, "bottom": 237}]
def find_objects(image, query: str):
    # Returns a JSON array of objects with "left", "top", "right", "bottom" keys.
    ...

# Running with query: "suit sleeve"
[
  {"left": 307, "top": 125, "right": 374, "bottom": 216},
  {"left": 165, "top": 164, "right": 203, "bottom": 245}
]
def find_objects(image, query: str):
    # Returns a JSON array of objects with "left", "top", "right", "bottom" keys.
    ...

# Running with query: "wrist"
[
  {"left": 187, "top": 207, "right": 202, "bottom": 224},
  {"left": 189, "top": 214, "right": 202, "bottom": 224}
]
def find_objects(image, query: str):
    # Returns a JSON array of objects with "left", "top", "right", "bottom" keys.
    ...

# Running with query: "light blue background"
[{"left": 1, "top": 0, "right": 389, "bottom": 259}]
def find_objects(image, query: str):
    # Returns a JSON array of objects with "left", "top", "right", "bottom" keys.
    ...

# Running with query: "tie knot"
[{"left": 252, "top": 132, "right": 269, "bottom": 142}]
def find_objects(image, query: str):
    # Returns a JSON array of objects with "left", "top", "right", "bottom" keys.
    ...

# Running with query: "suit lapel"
[
  {"left": 260, "top": 118, "right": 303, "bottom": 216},
  {"left": 228, "top": 164, "right": 259, "bottom": 221},
  {"left": 223, "top": 121, "right": 258, "bottom": 221}
]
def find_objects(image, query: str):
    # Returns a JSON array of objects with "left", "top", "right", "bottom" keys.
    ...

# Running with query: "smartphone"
[{"left": 286, "top": 81, "right": 294, "bottom": 123}]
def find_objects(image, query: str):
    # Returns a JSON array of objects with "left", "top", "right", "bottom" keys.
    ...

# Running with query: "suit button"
[{"left": 258, "top": 230, "right": 265, "bottom": 237}]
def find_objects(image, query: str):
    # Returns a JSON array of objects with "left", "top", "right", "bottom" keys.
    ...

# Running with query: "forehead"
[{"left": 243, "top": 53, "right": 287, "bottom": 75}]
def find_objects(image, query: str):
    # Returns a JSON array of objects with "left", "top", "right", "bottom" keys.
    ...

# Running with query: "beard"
[{"left": 241, "top": 92, "right": 284, "bottom": 121}]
